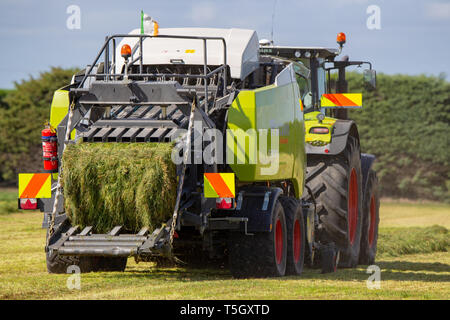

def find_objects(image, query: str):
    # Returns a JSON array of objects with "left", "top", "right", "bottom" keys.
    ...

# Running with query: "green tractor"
[
  {"left": 260, "top": 32, "right": 380, "bottom": 269},
  {"left": 19, "top": 26, "right": 379, "bottom": 277}
]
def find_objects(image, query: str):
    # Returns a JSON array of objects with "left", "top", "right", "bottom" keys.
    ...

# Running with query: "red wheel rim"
[
  {"left": 293, "top": 220, "right": 301, "bottom": 263},
  {"left": 348, "top": 168, "right": 358, "bottom": 245},
  {"left": 368, "top": 195, "right": 376, "bottom": 247},
  {"left": 275, "top": 219, "right": 283, "bottom": 265}
]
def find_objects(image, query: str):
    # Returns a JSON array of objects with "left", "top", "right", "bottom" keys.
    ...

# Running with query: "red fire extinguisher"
[{"left": 42, "top": 125, "right": 58, "bottom": 173}]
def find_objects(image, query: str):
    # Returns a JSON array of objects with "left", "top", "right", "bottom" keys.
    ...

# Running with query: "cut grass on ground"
[
  {"left": 0, "top": 188, "right": 18, "bottom": 215},
  {"left": 0, "top": 202, "right": 449, "bottom": 299},
  {"left": 378, "top": 225, "right": 449, "bottom": 258},
  {"left": 380, "top": 200, "right": 450, "bottom": 228}
]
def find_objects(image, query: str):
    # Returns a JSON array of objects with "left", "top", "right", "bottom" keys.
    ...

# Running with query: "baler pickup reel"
[{"left": 48, "top": 221, "right": 174, "bottom": 259}]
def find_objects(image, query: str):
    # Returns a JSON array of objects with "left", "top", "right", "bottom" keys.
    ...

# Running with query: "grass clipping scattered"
[{"left": 61, "top": 143, "right": 177, "bottom": 233}]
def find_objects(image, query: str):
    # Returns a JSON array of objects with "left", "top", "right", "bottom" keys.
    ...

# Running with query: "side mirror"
[{"left": 363, "top": 69, "right": 376, "bottom": 88}]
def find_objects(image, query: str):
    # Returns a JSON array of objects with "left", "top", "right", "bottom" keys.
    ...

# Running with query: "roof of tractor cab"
[
  {"left": 259, "top": 46, "right": 339, "bottom": 60},
  {"left": 115, "top": 27, "right": 260, "bottom": 80}
]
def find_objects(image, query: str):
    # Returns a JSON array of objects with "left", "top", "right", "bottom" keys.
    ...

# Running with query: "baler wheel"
[
  {"left": 228, "top": 201, "right": 287, "bottom": 278},
  {"left": 280, "top": 197, "right": 305, "bottom": 275}
]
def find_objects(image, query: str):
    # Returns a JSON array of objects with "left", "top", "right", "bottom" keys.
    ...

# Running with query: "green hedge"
[
  {"left": 0, "top": 67, "right": 78, "bottom": 182},
  {"left": 347, "top": 72, "right": 450, "bottom": 202}
]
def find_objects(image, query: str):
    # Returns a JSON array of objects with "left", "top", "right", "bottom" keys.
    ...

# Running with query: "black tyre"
[
  {"left": 46, "top": 219, "right": 127, "bottom": 273},
  {"left": 46, "top": 219, "right": 81, "bottom": 274},
  {"left": 359, "top": 170, "right": 380, "bottom": 265},
  {"left": 279, "top": 197, "right": 305, "bottom": 275},
  {"left": 306, "top": 136, "right": 363, "bottom": 268},
  {"left": 228, "top": 201, "right": 287, "bottom": 278},
  {"left": 87, "top": 257, "right": 127, "bottom": 272},
  {"left": 320, "top": 244, "right": 339, "bottom": 274}
]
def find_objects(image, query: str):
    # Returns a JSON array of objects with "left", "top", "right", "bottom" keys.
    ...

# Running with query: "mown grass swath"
[
  {"left": 61, "top": 143, "right": 177, "bottom": 233},
  {"left": 377, "top": 225, "right": 449, "bottom": 258}
]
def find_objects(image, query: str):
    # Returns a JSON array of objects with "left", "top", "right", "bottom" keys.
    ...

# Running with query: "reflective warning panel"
[
  {"left": 18, "top": 173, "right": 51, "bottom": 199},
  {"left": 321, "top": 93, "right": 362, "bottom": 108},
  {"left": 204, "top": 173, "right": 235, "bottom": 198}
]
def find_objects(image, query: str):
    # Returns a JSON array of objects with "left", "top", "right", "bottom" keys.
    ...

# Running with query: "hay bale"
[{"left": 61, "top": 142, "right": 177, "bottom": 233}]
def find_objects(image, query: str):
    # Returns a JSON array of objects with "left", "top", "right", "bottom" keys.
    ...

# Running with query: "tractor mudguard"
[
  {"left": 361, "top": 153, "right": 376, "bottom": 193},
  {"left": 306, "top": 119, "right": 359, "bottom": 155},
  {"left": 233, "top": 186, "right": 283, "bottom": 233}
]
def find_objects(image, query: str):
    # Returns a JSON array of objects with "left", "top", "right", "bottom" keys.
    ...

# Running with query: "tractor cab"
[
  {"left": 259, "top": 33, "right": 380, "bottom": 270},
  {"left": 259, "top": 33, "right": 376, "bottom": 120},
  {"left": 258, "top": 32, "right": 376, "bottom": 156}
]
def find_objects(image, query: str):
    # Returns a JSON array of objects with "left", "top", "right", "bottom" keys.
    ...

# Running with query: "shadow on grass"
[
  {"left": 377, "top": 260, "right": 450, "bottom": 273},
  {"left": 97, "top": 266, "right": 230, "bottom": 283},
  {"left": 295, "top": 267, "right": 450, "bottom": 283},
  {"left": 290, "top": 259, "right": 450, "bottom": 283},
  {"left": 96, "top": 258, "right": 450, "bottom": 284}
]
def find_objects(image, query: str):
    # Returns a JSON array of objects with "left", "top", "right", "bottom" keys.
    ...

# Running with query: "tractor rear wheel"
[
  {"left": 279, "top": 197, "right": 305, "bottom": 275},
  {"left": 306, "top": 136, "right": 363, "bottom": 268},
  {"left": 228, "top": 200, "right": 287, "bottom": 278},
  {"left": 359, "top": 170, "right": 380, "bottom": 265}
]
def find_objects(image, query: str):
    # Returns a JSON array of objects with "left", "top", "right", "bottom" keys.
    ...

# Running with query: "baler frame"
[
  {"left": 78, "top": 34, "right": 229, "bottom": 111},
  {"left": 46, "top": 34, "right": 240, "bottom": 261}
]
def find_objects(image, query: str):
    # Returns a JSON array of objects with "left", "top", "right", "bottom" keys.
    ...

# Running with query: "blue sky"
[{"left": 0, "top": 0, "right": 449, "bottom": 88}]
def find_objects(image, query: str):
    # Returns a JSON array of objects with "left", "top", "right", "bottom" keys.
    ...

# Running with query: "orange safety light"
[
  {"left": 121, "top": 44, "right": 132, "bottom": 59},
  {"left": 153, "top": 21, "right": 159, "bottom": 36},
  {"left": 337, "top": 32, "right": 346, "bottom": 46}
]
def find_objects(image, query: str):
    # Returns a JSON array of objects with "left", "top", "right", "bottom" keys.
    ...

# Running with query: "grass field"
[
  {"left": 380, "top": 200, "right": 450, "bottom": 228},
  {"left": 0, "top": 189, "right": 449, "bottom": 300}
]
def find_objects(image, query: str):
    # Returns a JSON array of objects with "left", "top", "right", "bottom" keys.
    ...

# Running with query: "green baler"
[{"left": 21, "top": 27, "right": 379, "bottom": 277}]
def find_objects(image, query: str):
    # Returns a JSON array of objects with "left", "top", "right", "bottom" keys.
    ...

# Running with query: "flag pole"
[{"left": 140, "top": 10, "right": 144, "bottom": 34}]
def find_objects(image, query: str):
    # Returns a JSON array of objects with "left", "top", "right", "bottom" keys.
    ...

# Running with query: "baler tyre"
[
  {"left": 359, "top": 170, "right": 380, "bottom": 265},
  {"left": 306, "top": 136, "right": 363, "bottom": 268},
  {"left": 280, "top": 197, "right": 305, "bottom": 276},
  {"left": 46, "top": 219, "right": 81, "bottom": 274},
  {"left": 89, "top": 257, "right": 127, "bottom": 272},
  {"left": 228, "top": 201, "right": 287, "bottom": 278}
]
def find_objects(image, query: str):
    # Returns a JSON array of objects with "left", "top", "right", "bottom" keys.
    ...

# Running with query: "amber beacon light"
[
  {"left": 121, "top": 44, "right": 132, "bottom": 59},
  {"left": 337, "top": 32, "right": 346, "bottom": 47}
]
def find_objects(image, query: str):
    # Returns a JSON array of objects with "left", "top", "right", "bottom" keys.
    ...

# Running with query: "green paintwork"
[
  {"left": 227, "top": 82, "right": 306, "bottom": 198},
  {"left": 50, "top": 89, "right": 75, "bottom": 139}
]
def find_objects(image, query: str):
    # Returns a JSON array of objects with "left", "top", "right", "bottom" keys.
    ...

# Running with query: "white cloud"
[
  {"left": 426, "top": 2, "right": 450, "bottom": 20},
  {"left": 190, "top": 2, "right": 218, "bottom": 23}
]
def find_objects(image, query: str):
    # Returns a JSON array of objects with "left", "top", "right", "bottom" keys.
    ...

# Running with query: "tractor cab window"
[
  {"left": 296, "top": 76, "right": 308, "bottom": 97},
  {"left": 293, "top": 62, "right": 312, "bottom": 110}
]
